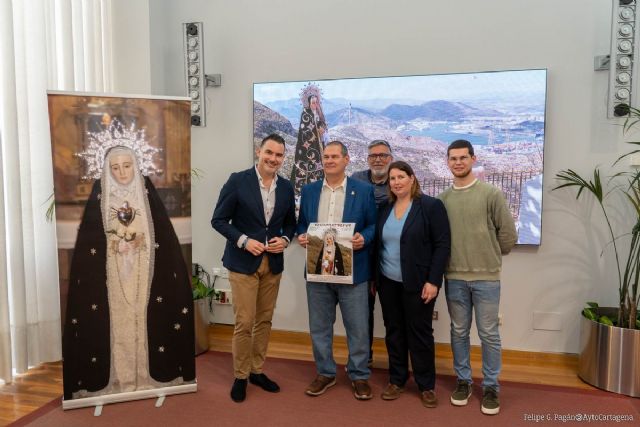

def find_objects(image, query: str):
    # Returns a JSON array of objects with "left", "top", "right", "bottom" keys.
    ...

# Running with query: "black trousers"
[{"left": 378, "top": 274, "right": 437, "bottom": 391}]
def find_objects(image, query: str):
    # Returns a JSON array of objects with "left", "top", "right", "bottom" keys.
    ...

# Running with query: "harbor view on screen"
[{"left": 253, "top": 69, "right": 547, "bottom": 244}]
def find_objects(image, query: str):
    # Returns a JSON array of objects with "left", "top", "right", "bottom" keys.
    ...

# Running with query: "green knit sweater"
[{"left": 437, "top": 179, "right": 517, "bottom": 281}]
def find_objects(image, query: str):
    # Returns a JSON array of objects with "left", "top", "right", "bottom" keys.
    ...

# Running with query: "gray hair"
[{"left": 368, "top": 139, "right": 392, "bottom": 152}]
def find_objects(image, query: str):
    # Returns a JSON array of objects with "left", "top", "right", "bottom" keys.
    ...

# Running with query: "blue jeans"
[
  {"left": 445, "top": 279, "right": 501, "bottom": 391},
  {"left": 306, "top": 281, "right": 370, "bottom": 380}
]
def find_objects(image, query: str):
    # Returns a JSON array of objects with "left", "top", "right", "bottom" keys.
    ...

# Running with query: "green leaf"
[
  {"left": 553, "top": 168, "right": 604, "bottom": 203},
  {"left": 191, "top": 167, "right": 205, "bottom": 179},
  {"left": 583, "top": 308, "right": 597, "bottom": 320},
  {"left": 586, "top": 301, "right": 599, "bottom": 308},
  {"left": 191, "top": 276, "right": 214, "bottom": 300},
  {"left": 599, "top": 315, "right": 614, "bottom": 326},
  {"left": 44, "top": 192, "right": 56, "bottom": 223}
]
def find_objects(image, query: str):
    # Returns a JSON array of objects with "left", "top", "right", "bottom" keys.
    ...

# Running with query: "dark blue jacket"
[
  {"left": 376, "top": 195, "right": 450, "bottom": 290},
  {"left": 297, "top": 177, "right": 377, "bottom": 284},
  {"left": 211, "top": 167, "right": 296, "bottom": 275}
]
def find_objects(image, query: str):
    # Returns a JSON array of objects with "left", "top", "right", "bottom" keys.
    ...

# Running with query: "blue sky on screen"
[{"left": 254, "top": 69, "right": 546, "bottom": 103}]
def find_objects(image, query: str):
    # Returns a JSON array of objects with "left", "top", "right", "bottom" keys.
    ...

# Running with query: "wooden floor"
[
  {"left": 0, "top": 361, "right": 63, "bottom": 426},
  {"left": 0, "top": 324, "right": 592, "bottom": 426}
]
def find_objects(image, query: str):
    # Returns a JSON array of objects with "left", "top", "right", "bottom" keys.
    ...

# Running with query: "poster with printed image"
[
  {"left": 306, "top": 223, "right": 355, "bottom": 284},
  {"left": 47, "top": 91, "right": 196, "bottom": 410}
]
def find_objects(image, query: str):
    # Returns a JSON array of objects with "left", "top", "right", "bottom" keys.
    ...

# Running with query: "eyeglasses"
[{"left": 367, "top": 153, "right": 392, "bottom": 160}]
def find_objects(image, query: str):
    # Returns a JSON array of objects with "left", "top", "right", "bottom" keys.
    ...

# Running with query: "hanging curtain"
[{"left": 0, "top": 0, "right": 113, "bottom": 384}]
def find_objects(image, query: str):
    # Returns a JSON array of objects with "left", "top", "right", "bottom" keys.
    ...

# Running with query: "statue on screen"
[
  {"left": 62, "top": 120, "right": 195, "bottom": 400},
  {"left": 290, "top": 83, "right": 327, "bottom": 195}
]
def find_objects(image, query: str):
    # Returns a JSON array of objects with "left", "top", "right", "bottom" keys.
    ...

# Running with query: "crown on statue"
[
  {"left": 76, "top": 118, "right": 162, "bottom": 179},
  {"left": 300, "top": 83, "right": 323, "bottom": 109}
]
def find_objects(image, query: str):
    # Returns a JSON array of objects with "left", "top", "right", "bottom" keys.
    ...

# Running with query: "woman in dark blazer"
[{"left": 375, "top": 161, "right": 450, "bottom": 408}]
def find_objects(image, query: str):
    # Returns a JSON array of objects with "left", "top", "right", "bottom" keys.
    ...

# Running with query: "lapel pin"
[{"left": 351, "top": 191, "right": 355, "bottom": 196}]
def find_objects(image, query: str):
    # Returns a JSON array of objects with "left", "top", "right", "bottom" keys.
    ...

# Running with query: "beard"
[{"left": 370, "top": 168, "right": 388, "bottom": 180}]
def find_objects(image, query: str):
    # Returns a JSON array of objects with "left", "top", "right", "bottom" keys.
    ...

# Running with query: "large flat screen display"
[{"left": 253, "top": 69, "right": 547, "bottom": 245}]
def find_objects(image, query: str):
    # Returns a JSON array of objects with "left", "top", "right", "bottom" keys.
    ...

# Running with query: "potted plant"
[
  {"left": 554, "top": 109, "right": 640, "bottom": 397},
  {"left": 192, "top": 263, "right": 216, "bottom": 355}
]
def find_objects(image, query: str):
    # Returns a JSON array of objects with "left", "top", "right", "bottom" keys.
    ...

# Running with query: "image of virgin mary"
[{"left": 62, "top": 145, "right": 195, "bottom": 400}]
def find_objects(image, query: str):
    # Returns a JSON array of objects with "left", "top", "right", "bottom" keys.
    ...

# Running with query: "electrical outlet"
[{"left": 432, "top": 310, "right": 438, "bottom": 320}]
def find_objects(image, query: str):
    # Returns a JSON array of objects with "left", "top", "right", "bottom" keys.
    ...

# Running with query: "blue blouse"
[{"left": 380, "top": 203, "right": 411, "bottom": 282}]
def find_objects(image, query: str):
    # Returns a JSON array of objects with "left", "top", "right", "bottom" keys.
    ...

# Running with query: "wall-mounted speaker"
[
  {"left": 183, "top": 22, "right": 207, "bottom": 126},
  {"left": 608, "top": 0, "right": 640, "bottom": 118}
]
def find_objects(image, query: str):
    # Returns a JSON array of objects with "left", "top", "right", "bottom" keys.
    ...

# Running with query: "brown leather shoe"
[
  {"left": 352, "top": 379, "right": 373, "bottom": 400},
  {"left": 305, "top": 375, "right": 336, "bottom": 396},
  {"left": 421, "top": 390, "right": 438, "bottom": 408},
  {"left": 381, "top": 383, "right": 404, "bottom": 400}
]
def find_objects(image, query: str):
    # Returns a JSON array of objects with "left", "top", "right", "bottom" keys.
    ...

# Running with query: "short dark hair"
[
  {"left": 261, "top": 133, "right": 285, "bottom": 147},
  {"left": 368, "top": 139, "right": 392, "bottom": 152},
  {"left": 387, "top": 160, "right": 422, "bottom": 202},
  {"left": 447, "top": 139, "right": 474, "bottom": 157},
  {"left": 325, "top": 140, "right": 348, "bottom": 156}
]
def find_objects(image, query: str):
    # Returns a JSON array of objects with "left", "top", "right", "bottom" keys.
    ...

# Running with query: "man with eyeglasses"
[
  {"left": 437, "top": 139, "right": 517, "bottom": 416},
  {"left": 352, "top": 139, "right": 393, "bottom": 367}
]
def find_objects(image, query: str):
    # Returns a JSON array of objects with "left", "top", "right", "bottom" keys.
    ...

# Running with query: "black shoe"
[
  {"left": 249, "top": 372, "right": 281, "bottom": 393},
  {"left": 230, "top": 378, "right": 247, "bottom": 402}
]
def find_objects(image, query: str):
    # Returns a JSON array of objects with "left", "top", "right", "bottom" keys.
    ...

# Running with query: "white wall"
[
  {"left": 140, "top": 0, "right": 630, "bottom": 354},
  {"left": 111, "top": 0, "right": 151, "bottom": 94}
]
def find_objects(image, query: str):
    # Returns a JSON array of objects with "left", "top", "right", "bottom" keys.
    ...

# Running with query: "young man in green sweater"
[{"left": 438, "top": 139, "right": 517, "bottom": 416}]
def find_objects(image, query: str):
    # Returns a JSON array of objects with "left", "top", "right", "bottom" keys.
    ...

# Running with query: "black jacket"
[
  {"left": 211, "top": 167, "right": 296, "bottom": 275},
  {"left": 375, "top": 195, "right": 451, "bottom": 291}
]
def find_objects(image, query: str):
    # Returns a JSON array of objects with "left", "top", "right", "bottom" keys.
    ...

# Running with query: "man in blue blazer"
[
  {"left": 297, "top": 141, "right": 377, "bottom": 400},
  {"left": 212, "top": 134, "right": 296, "bottom": 403}
]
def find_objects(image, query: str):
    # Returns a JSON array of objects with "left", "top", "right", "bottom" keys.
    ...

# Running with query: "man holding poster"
[{"left": 297, "top": 141, "right": 377, "bottom": 400}]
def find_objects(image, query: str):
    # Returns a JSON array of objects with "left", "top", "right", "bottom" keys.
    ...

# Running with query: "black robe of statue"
[
  {"left": 62, "top": 177, "right": 195, "bottom": 400},
  {"left": 290, "top": 107, "right": 325, "bottom": 195}
]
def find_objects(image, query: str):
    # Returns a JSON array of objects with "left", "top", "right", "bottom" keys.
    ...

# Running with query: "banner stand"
[{"left": 62, "top": 383, "right": 197, "bottom": 412}]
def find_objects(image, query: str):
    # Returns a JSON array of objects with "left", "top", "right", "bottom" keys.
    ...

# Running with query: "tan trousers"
[{"left": 229, "top": 256, "right": 281, "bottom": 379}]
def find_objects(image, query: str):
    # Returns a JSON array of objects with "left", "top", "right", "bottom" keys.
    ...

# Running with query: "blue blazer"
[
  {"left": 211, "top": 167, "right": 296, "bottom": 275},
  {"left": 376, "top": 195, "right": 450, "bottom": 291},
  {"left": 297, "top": 177, "right": 377, "bottom": 284}
]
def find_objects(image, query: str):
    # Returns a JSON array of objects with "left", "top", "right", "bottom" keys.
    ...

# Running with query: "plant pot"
[
  {"left": 578, "top": 307, "right": 640, "bottom": 397},
  {"left": 194, "top": 298, "right": 210, "bottom": 355}
]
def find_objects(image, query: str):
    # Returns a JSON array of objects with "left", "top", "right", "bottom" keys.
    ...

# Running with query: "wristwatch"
[{"left": 241, "top": 237, "right": 249, "bottom": 250}]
